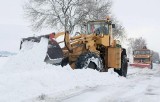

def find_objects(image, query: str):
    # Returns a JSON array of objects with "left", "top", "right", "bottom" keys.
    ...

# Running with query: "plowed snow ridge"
[{"left": 0, "top": 38, "right": 126, "bottom": 102}]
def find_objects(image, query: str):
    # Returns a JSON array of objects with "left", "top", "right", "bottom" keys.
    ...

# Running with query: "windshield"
[
  {"left": 133, "top": 50, "right": 150, "bottom": 55},
  {"left": 87, "top": 22, "right": 109, "bottom": 34}
]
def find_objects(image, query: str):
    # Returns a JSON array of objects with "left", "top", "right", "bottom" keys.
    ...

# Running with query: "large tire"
[
  {"left": 114, "top": 49, "right": 128, "bottom": 77},
  {"left": 75, "top": 52, "right": 103, "bottom": 71},
  {"left": 61, "top": 57, "right": 69, "bottom": 67},
  {"left": 150, "top": 62, "right": 153, "bottom": 69}
]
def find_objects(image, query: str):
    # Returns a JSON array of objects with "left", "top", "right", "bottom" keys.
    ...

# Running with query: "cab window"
[{"left": 87, "top": 22, "right": 109, "bottom": 35}]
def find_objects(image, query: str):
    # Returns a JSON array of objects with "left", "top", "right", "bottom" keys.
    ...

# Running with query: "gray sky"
[
  {"left": 0, "top": 0, "right": 160, "bottom": 53},
  {"left": 112, "top": 0, "right": 160, "bottom": 53},
  {"left": 0, "top": 0, "right": 53, "bottom": 52}
]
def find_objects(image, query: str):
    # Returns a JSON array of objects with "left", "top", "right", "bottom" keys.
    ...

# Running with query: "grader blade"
[{"left": 130, "top": 63, "right": 151, "bottom": 68}]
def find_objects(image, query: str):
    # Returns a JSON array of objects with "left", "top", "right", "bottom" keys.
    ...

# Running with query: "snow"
[
  {"left": 0, "top": 57, "right": 8, "bottom": 69},
  {"left": 56, "top": 35, "right": 65, "bottom": 48},
  {"left": 0, "top": 38, "right": 160, "bottom": 102}
]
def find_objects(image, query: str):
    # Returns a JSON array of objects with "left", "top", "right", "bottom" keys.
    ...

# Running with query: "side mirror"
[{"left": 112, "top": 24, "right": 115, "bottom": 28}]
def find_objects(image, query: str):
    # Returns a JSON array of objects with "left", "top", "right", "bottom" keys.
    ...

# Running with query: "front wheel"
[{"left": 75, "top": 52, "right": 104, "bottom": 71}]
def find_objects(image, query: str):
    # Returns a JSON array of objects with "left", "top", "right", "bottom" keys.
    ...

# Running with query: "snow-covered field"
[{"left": 0, "top": 38, "right": 160, "bottom": 102}]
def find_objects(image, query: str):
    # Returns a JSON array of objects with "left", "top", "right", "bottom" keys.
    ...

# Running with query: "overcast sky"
[
  {"left": 112, "top": 0, "right": 160, "bottom": 53},
  {"left": 0, "top": 0, "right": 160, "bottom": 53}
]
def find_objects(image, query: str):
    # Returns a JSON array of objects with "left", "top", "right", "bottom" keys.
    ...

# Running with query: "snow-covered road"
[
  {"left": 30, "top": 65, "right": 160, "bottom": 102},
  {"left": 1, "top": 60, "right": 160, "bottom": 102}
]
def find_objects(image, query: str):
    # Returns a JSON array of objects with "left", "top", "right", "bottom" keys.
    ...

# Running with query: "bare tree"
[
  {"left": 152, "top": 51, "right": 160, "bottom": 63},
  {"left": 134, "top": 37, "right": 147, "bottom": 50},
  {"left": 24, "top": 0, "right": 93, "bottom": 32},
  {"left": 127, "top": 37, "right": 147, "bottom": 55},
  {"left": 111, "top": 17, "right": 126, "bottom": 40},
  {"left": 24, "top": 0, "right": 126, "bottom": 39},
  {"left": 86, "top": 0, "right": 112, "bottom": 20}
]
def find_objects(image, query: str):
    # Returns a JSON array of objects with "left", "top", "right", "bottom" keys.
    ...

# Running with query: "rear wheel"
[
  {"left": 75, "top": 52, "right": 103, "bottom": 71},
  {"left": 114, "top": 49, "right": 128, "bottom": 77}
]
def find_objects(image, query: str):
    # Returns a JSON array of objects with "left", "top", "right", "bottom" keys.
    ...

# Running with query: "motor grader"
[{"left": 20, "top": 17, "right": 128, "bottom": 77}]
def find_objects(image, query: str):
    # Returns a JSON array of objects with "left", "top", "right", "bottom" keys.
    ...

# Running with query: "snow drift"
[{"left": 0, "top": 38, "right": 126, "bottom": 102}]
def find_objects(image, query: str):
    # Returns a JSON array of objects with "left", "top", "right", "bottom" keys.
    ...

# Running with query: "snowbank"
[
  {"left": 0, "top": 57, "right": 9, "bottom": 69},
  {"left": 0, "top": 38, "right": 126, "bottom": 102}
]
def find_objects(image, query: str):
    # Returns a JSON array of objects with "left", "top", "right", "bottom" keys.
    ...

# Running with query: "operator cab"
[{"left": 87, "top": 21, "right": 109, "bottom": 35}]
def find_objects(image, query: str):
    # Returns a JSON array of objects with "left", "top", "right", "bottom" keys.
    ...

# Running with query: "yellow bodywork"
[
  {"left": 59, "top": 18, "right": 122, "bottom": 70},
  {"left": 108, "top": 47, "right": 121, "bottom": 68},
  {"left": 96, "top": 35, "right": 110, "bottom": 47}
]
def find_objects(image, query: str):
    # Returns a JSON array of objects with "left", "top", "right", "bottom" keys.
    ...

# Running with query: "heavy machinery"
[
  {"left": 130, "top": 46, "right": 153, "bottom": 69},
  {"left": 62, "top": 18, "right": 128, "bottom": 77},
  {"left": 20, "top": 17, "right": 128, "bottom": 77}
]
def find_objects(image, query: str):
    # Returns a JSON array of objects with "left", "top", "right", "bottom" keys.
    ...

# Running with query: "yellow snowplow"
[
  {"left": 20, "top": 17, "right": 129, "bottom": 77},
  {"left": 61, "top": 17, "right": 128, "bottom": 77},
  {"left": 130, "top": 46, "right": 153, "bottom": 69}
]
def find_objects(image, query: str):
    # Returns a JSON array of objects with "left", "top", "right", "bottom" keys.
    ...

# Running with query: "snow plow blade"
[
  {"left": 20, "top": 35, "right": 49, "bottom": 49},
  {"left": 20, "top": 34, "right": 64, "bottom": 65},
  {"left": 44, "top": 39, "right": 63, "bottom": 65},
  {"left": 130, "top": 63, "right": 151, "bottom": 68}
]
